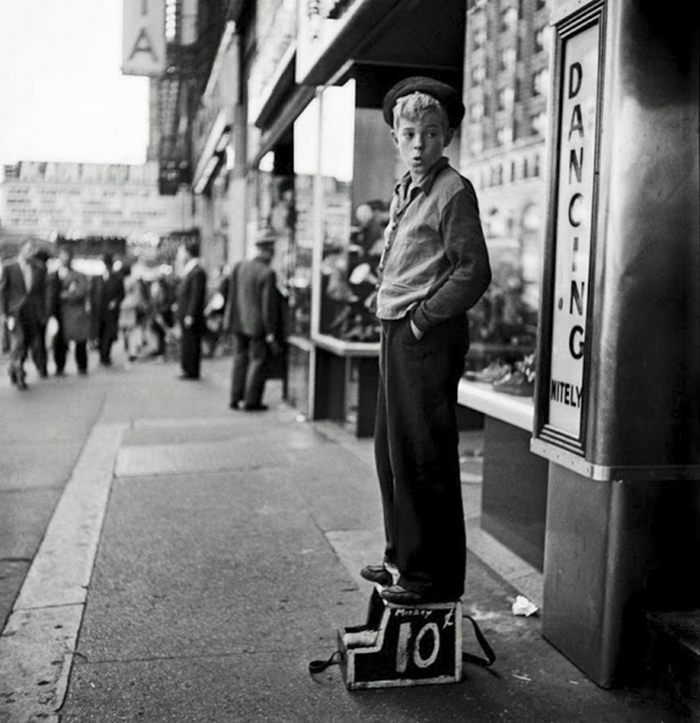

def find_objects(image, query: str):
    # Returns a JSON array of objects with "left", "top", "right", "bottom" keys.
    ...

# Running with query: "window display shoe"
[
  {"left": 360, "top": 565, "right": 392, "bottom": 587},
  {"left": 466, "top": 360, "right": 511, "bottom": 384},
  {"left": 492, "top": 369, "right": 535, "bottom": 397}
]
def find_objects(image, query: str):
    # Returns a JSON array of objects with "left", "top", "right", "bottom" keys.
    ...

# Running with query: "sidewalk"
[{"left": 0, "top": 350, "right": 693, "bottom": 722}]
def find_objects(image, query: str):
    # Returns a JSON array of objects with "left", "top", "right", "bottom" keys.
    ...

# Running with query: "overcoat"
[{"left": 50, "top": 268, "right": 90, "bottom": 342}]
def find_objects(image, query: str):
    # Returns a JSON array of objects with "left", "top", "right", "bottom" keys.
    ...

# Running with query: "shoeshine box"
[{"left": 338, "top": 590, "right": 462, "bottom": 689}]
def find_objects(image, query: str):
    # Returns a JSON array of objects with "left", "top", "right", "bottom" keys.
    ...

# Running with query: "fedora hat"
[{"left": 254, "top": 228, "right": 277, "bottom": 246}]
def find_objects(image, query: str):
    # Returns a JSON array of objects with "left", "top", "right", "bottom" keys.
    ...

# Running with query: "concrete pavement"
[{"left": 0, "top": 347, "right": 694, "bottom": 722}]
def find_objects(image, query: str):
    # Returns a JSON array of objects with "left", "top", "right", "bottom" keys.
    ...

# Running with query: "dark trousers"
[
  {"left": 96, "top": 322, "right": 115, "bottom": 364},
  {"left": 230, "top": 333, "right": 268, "bottom": 408},
  {"left": 180, "top": 325, "right": 202, "bottom": 378},
  {"left": 53, "top": 331, "right": 87, "bottom": 373},
  {"left": 374, "top": 314, "right": 468, "bottom": 599},
  {"left": 7, "top": 312, "right": 47, "bottom": 379}
]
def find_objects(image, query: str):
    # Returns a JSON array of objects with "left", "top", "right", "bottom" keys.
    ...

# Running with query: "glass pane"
[
  {"left": 290, "top": 96, "right": 320, "bottom": 337},
  {"left": 318, "top": 80, "right": 356, "bottom": 338}
]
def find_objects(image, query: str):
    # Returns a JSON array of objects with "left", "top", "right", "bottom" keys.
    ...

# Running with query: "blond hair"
[{"left": 392, "top": 92, "right": 449, "bottom": 132}]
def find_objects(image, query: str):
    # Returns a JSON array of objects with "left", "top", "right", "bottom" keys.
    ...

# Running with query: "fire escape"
[{"left": 156, "top": 0, "right": 228, "bottom": 195}]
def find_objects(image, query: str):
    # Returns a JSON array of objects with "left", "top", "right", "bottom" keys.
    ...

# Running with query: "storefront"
[{"left": 174, "top": 0, "right": 700, "bottom": 690}]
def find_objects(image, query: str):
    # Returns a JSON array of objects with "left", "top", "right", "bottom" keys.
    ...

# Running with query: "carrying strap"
[
  {"left": 462, "top": 614, "right": 496, "bottom": 668},
  {"left": 308, "top": 650, "right": 344, "bottom": 675}
]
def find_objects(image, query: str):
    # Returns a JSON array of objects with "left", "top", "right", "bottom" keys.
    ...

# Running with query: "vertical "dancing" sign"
[{"left": 547, "top": 20, "right": 600, "bottom": 441}]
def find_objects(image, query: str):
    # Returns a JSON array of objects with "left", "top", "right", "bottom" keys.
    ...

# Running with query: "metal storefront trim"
[{"left": 530, "top": 439, "right": 700, "bottom": 482}]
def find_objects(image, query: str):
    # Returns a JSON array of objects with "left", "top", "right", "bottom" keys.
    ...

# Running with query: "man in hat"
[
  {"left": 360, "top": 76, "right": 492, "bottom": 605},
  {"left": 223, "top": 228, "right": 281, "bottom": 411}
]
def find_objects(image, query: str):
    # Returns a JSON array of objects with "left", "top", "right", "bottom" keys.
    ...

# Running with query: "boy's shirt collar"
[{"left": 395, "top": 156, "right": 450, "bottom": 200}]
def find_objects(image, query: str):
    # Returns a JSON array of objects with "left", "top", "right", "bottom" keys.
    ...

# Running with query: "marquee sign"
[{"left": 122, "top": 0, "right": 166, "bottom": 77}]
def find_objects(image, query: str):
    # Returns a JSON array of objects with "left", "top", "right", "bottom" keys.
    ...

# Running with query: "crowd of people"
[
  {"left": 0, "top": 235, "right": 285, "bottom": 415},
  {"left": 0, "top": 239, "right": 183, "bottom": 390}
]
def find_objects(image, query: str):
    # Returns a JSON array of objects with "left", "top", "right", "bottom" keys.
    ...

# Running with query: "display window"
[
  {"left": 462, "top": 192, "right": 542, "bottom": 398},
  {"left": 317, "top": 79, "right": 380, "bottom": 342},
  {"left": 289, "top": 96, "right": 321, "bottom": 338}
]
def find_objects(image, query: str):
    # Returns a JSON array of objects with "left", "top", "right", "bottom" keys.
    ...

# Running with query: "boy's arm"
[{"left": 411, "top": 180, "right": 491, "bottom": 333}]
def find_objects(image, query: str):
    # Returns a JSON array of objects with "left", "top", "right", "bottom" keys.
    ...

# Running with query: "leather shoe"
[
  {"left": 243, "top": 403, "right": 268, "bottom": 411},
  {"left": 360, "top": 565, "right": 392, "bottom": 587},
  {"left": 379, "top": 585, "right": 428, "bottom": 606}
]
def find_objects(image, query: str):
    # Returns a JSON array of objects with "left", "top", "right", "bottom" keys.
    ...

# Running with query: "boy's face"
[{"left": 391, "top": 108, "right": 452, "bottom": 181}]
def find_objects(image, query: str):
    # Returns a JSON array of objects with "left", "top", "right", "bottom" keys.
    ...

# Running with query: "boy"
[{"left": 362, "top": 76, "right": 491, "bottom": 605}]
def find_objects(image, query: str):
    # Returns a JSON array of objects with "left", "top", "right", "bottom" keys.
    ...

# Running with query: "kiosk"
[{"left": 531, "top": 0, "right": 699, "bottom": 687}]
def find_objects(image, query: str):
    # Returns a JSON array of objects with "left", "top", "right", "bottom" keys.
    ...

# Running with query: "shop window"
[
  {"left": 290, "top": 97, "right": 321, "bottom": 338},
  {"left": 316, "top": 79, "right": 388, "bottom": 343}
]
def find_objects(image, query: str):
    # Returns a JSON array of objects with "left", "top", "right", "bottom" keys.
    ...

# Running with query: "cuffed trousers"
[
  {"left": 374, "top": 314, "right": 469, "bottom": 599},
  {"left": 230, "top": 333, "right": 268, "bottom": 408}
]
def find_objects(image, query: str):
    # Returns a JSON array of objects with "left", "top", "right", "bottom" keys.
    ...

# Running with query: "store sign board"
[
  {"left": 547, "top": 20, "right": 599, "bottom": 440},
  {"left": 122, "top": 0, "right": 166, "bottom": 77}
]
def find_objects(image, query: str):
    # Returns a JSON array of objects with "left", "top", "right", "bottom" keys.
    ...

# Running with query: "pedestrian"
[
  {"left": 223, "top": 228, "right": 281, "bottom": 411},
  {"left": 89, "top": 252, "right": 125, "bottom": 366},
  {"left": 360, "top": 77, "right": 491, "bottom": 605},
  {"left": 0, "top": 239, "right": 48, "bottom": 389},
  {"left": 48, "top": 247, "right": 91, "bottom": 376},
  {"left": 147, "top": 274, "right": 175, "bottom": 359},
  {"left": 118, "top": 265, "right": 146, "bottom": 362},
  {"left": 175, "top": 238, "right": 207, "bottom": 380}
]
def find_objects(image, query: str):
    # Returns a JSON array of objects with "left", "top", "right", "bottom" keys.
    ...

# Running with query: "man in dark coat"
[
  {"left": 90, "top": 253, "right": 125, "bottom": 366},
  {"left": 0, "top": 240, "right": 48, "bottom": 389},
  {"left": 176, "top": 238, "right": 207, "bottom": 379},
  {"left": 223, "top": 228, "right": 280, "bottom": 411}
]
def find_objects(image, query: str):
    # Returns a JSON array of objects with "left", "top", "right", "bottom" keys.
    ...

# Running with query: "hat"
[
  {"left": 254, "top": 228, "right": 277, "bottom": 247},
  {"left": 382, "top": 76, "right": 465, "bottom": 128}
]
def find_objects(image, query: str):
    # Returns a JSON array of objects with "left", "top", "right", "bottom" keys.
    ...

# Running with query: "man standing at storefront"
[
  {"left": 176, "top": 238, "right": 207, "bottom": 380},
  {"left": 0, "top": 239, "right": 48, "bottom": 389},
  {"left": 223, "top": 228, "right": 281, "bottom": 411},
  {"left": 361, "top": 77, "right": 491, "bottom": 605}
]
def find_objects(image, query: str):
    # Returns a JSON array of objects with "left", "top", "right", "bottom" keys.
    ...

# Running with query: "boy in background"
[{"left": 362, "top": 77, "right": 491, "bottom": 605}]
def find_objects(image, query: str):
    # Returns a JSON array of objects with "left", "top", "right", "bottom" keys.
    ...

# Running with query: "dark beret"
[{"left": 382, "top": 76, "right": 465, "bottom": 128}]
